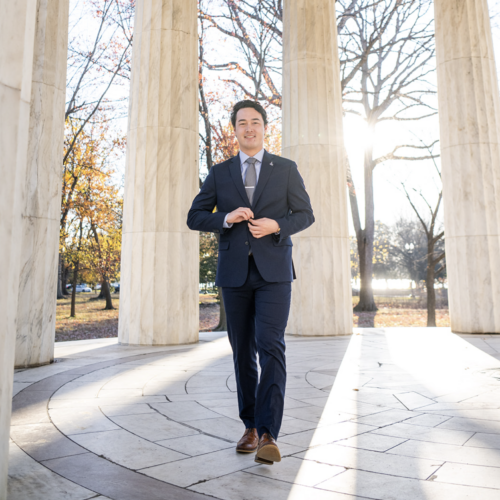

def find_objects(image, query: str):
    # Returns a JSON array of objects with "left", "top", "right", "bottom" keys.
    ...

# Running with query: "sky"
[
  {"left": 69, "top": 0, "right": 500, "bottom": 238},
  {"left": 64, "top": 0, "right": 500, "bottom": 291},
  {"left": 344, "top": 0, "right": 500, "bottom": 235},
  {"left": 195, "top": 0, "right": 500, "bottom": 236}
]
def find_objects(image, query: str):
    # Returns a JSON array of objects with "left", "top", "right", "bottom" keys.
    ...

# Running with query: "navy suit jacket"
[{"left": 187, "top": 150, "right": 315, "bottom": 287}]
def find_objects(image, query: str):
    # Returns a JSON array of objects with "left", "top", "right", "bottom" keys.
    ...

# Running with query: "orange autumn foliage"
[{"left": 61, "top": 116, "right": 125, "bottom": 289}]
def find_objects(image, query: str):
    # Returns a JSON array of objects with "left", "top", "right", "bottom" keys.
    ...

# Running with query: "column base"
[{"left": 14, "top": 358, "right": 54, "bottom": 370}]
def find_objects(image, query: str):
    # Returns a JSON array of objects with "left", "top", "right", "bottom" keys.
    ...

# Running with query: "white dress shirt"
[{"left": 223, "top": 149, "right": 265, "bottom": 228}]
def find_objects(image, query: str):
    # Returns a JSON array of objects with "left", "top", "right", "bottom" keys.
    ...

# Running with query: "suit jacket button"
[{"left": 245, "top": 241, "right": 248, "bottom": 245}]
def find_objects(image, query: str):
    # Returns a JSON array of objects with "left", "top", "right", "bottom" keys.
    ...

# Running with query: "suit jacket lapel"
[
  {"left": 229, "top": 154, "right": 250, "bottom": 207},
  {"left": 252, "top": 150, "right": 275, "bottom": 208}
]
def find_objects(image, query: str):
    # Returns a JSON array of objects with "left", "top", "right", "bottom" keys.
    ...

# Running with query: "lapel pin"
[{"left": 270, "top": 162, "right": 274, "bottom": 166}]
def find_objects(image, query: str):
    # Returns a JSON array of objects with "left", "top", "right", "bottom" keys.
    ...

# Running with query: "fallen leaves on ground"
[
  {"left": 200, "top": 304, "right": 220, "bottom": 331},
  {"left": 56, "top": 293, "right": 119, "bottom": 342},
  {"left": 352, "top": 296, "right": 450, "bottom": 327},
  {"left": 354, "top": 307, "right": 450, "bottom": 328},
  {"left": 55, "top": 293, "right": 450, "bottom": 342}
]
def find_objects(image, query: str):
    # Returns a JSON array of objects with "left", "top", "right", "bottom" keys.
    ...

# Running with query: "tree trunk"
[
  {"left": 353, "top": 136, "right": 377, "bottom": 312},
  {"left": 101, "top": 279, "right": 114, "bottom": 310},
  {"left": 346, "top": 151, "right": 377, "bottom": 312},
  {"left": 354, "top": 242, "right": 378, "bottom": 312},
  {"left": 62, "top": 258, "right": 70, "bottom": 295},
  {"left": 70, "top": 262, "right": 78, "bottom": 317},
  {"left": 56, "top": 271, "right": 63, "bottom": 299},
  {"left": 214, "top": 287, "right": 227, "bottom": 331},
  {"left": 57, "top": 254, "right": 64, "bottom": 299},
  {"left": 91, "top": 280, "right": 106, "bottom": 300},
  {"left": 426, "top": 240, "right": 437, "bottom": 327},
  {"left": 354, "top": 232, "right": 378, "bottom": 312}
]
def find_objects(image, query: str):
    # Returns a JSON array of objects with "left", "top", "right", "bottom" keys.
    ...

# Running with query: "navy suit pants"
[{"left": 222, "top": 255, "right": 291, "bottom": 440}]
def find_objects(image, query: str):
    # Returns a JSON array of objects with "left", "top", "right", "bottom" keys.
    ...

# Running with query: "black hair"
[{"left": 230, "top": 100, "right": 268, "bottom": 128}]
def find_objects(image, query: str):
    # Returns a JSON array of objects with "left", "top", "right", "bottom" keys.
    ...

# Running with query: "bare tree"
[
  {"left": 199, "top": 0, "right": 386, "bottom": 111},
  {"left": 199, "top": 8, "right": 215, "bottom": 177},
  {"left": 199, "top": 0, "right": 283, "bottom": 107},
  {"left": 389, "top": 217, "right": 428, "bottom": 292},
  {"left": 341, "top": 0, "right": 438, "bottom": 311},
  {"left": 402, "top": 188, "right": 445, "bottom": 326},
  {"left": 400, "top": 137, "right": 445, "bottom": 326},
  {"left": 200, "top": 1, "right": 440, "bottom": 315},
  {"left": 64, "top": 0, "right": 132, "bottom": 160}
]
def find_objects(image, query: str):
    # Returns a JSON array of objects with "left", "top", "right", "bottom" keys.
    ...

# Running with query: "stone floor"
[{"left": 8, "top": 328, "right": 500, "bottom": 500}]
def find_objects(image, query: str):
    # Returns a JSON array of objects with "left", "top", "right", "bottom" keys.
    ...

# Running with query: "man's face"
[{"left": 234, "top": 107, "right": 266, "bottom": 153}]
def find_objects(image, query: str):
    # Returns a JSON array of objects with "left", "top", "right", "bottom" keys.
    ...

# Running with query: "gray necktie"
[{"left": 244, "top": 157, "right": 257, "bottom": 205}]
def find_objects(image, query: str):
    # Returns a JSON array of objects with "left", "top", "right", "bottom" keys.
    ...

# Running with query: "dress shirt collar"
[{"left": 239, "top": 148, "right": 265, "bottom": 166}]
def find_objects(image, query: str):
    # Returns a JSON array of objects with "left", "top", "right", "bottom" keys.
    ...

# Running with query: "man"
[{"left": 187, "top": 100, "right": 314, "bottom": 465}]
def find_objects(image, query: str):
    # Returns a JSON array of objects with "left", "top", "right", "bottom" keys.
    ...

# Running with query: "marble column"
[
  {"left": 282, "top": 0, "right": 353, "bottom": 336},
  {"left": 118, "top": 0, "right": 199, "bottom": 345},
  {"left": 434, "top": 0, "right": 500, "bottom": 333},
  {"left": 15, "top": 0, "right": 69, "bottom": 368},
  {"left": 0, "top": 0, "right": 38, "bottom": 497}
]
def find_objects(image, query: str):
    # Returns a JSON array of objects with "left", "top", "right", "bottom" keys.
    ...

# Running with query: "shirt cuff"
[{"left": 223, "top": 214, "right": 233, "bottom": 229}]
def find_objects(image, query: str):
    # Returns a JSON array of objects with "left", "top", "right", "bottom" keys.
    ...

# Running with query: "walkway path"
[{"left": 8, "top": 329, "right": 500, "bottom": 499}]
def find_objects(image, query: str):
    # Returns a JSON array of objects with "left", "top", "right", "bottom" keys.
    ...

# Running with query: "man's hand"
[
  {"left": 226, "top": 207, "right": 254, "bottom": 224},
  {"left": 248, "top": 218, "right": 280, "bottom": 239}
]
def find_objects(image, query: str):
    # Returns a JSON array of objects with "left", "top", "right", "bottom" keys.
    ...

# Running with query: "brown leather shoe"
[
  {"left": 236, "top": 427, "right": 259, "bottom": 453},
  {"left": 255, "top": 432, "right": 281, "bottom": 465}
]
